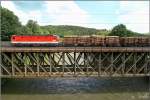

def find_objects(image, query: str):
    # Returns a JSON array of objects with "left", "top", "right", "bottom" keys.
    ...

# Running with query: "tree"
[
  {"left": 26, "top": 20, "right": 41, "bottom": 34},
  {"left": 109, "top": 24, "right": 127, "bottom": 37},
  {"left": 1, "top": 7, "right": 21, "bottom": 40},
  {"left": 18, "top": 26, "right": 32, "bottom": 35},
  {"left": 42, "top": 29, "right": 49, "bottom": 35},
  {"left": 109, "top": 24, "right": 139, "bottom": 37}
]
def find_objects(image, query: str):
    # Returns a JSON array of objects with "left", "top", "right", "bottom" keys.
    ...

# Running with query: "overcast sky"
[{"left": 1, "top": 1, "right": 149, "bottom": 33}]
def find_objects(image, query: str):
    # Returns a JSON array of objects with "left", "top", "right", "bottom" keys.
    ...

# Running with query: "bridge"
[{"left": 0, "top": 43, "right": 150, "bottom": 78}]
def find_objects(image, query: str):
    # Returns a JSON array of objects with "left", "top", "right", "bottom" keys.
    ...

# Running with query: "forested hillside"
[{"left": 40, "top": 25, "right": 109, "bottom": 36}]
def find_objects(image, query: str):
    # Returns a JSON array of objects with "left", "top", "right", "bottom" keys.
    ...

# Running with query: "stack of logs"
[
  {"left": 121, "top": 37, "right": 150, "bottom": 47},
  {"left": 63, "top": 36, "right": 76, "bottom": 46},
  {"left": 63, "top": 36, "right": 150, "bottom": 47},
  {"left": 91, "top": 35, "right": 105, "bottom": 46},
  {"left": 76, "top": 36, "right": 91, "bottom": 46},
  {"left": 105, "top": 36, "right": 120, "bottom": 46}
]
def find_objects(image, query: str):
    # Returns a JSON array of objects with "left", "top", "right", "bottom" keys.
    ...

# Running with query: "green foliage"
[
  {"left": 109, "top": 24, "right": 141, "bottom": 37},
  {"left": 1, "top": 7, "right": 21, "bottom": 40},
  {"left": 96, "top": 29, "right": 110, "bottom": 36},
  {"left": 26, "top": 20, "right": 41, "bottom": 35},
  {"left": 18, "top": 26, "right": 32, "bottom": 35},
  {"left": 109, "top": 24, "right": 127, "bottom": 36},
  {"left": 40, "top": 25, "right": 109, "bottom": 36}
]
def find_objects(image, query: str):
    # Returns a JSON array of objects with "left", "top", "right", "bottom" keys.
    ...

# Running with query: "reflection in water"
[{"left": 1, "top": 77, "right": 150, "bottom": 100}]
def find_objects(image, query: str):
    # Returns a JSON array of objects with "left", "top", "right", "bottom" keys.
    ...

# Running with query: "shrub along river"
[{"left": 1, "top": 77, "right": 150, "bottom": 100}]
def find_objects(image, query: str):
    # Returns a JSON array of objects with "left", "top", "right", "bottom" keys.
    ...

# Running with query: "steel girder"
[{"left": 0, "top": 52, "right": 150, "bottom": 78}]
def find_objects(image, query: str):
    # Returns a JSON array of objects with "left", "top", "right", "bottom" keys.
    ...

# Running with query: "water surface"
[{"left": 1, "top": 77, "right": 150, "bottom": 100}]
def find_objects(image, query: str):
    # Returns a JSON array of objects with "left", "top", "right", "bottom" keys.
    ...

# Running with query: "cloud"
[
  {"left": 1, "top": 1, "right": 28, "bottom": 24},
  {"left": 1, "top": 1, "right": 42, "bottom": 25},
  {"left": 42, "top": 1, "right": 90, "bottom": 26},
  {"left": 1, "top": 1, "right": 90, "bottom": 28},
  {"left": 2, "top": 1, "right": 148, "bottom": 33},
  {"left": 28, "top": 10, "right": 42, "bottom": 22},
  {"left": 118, "top": 1, "right": 149, "bottom": 33}
]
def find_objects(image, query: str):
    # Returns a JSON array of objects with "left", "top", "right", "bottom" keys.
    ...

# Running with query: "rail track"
[{"left": 1, "top": 42, "right": 150, "bottom": 52}]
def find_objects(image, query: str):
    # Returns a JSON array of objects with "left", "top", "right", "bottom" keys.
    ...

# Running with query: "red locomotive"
[{"left": 11, "top": 35, "right": 60, "bottom": 46}]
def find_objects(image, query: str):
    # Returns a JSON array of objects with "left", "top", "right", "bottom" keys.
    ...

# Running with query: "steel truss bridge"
[{"left": 1, "top": 47, "right": 150, "bottom": 78}]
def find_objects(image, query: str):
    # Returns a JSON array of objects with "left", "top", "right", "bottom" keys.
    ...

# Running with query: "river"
[{"left": 1, "top": 77, "right": 150, "bottom": 100}]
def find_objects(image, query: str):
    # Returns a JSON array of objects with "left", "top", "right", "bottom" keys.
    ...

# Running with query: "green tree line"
[{"left": 1, "top": 7, "right": 147, "bottom": 41}]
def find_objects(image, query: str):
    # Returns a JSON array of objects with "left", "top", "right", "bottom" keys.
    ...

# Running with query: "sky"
[{"left": 1, "top": 1, "right": 149, "bottom": 33}]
